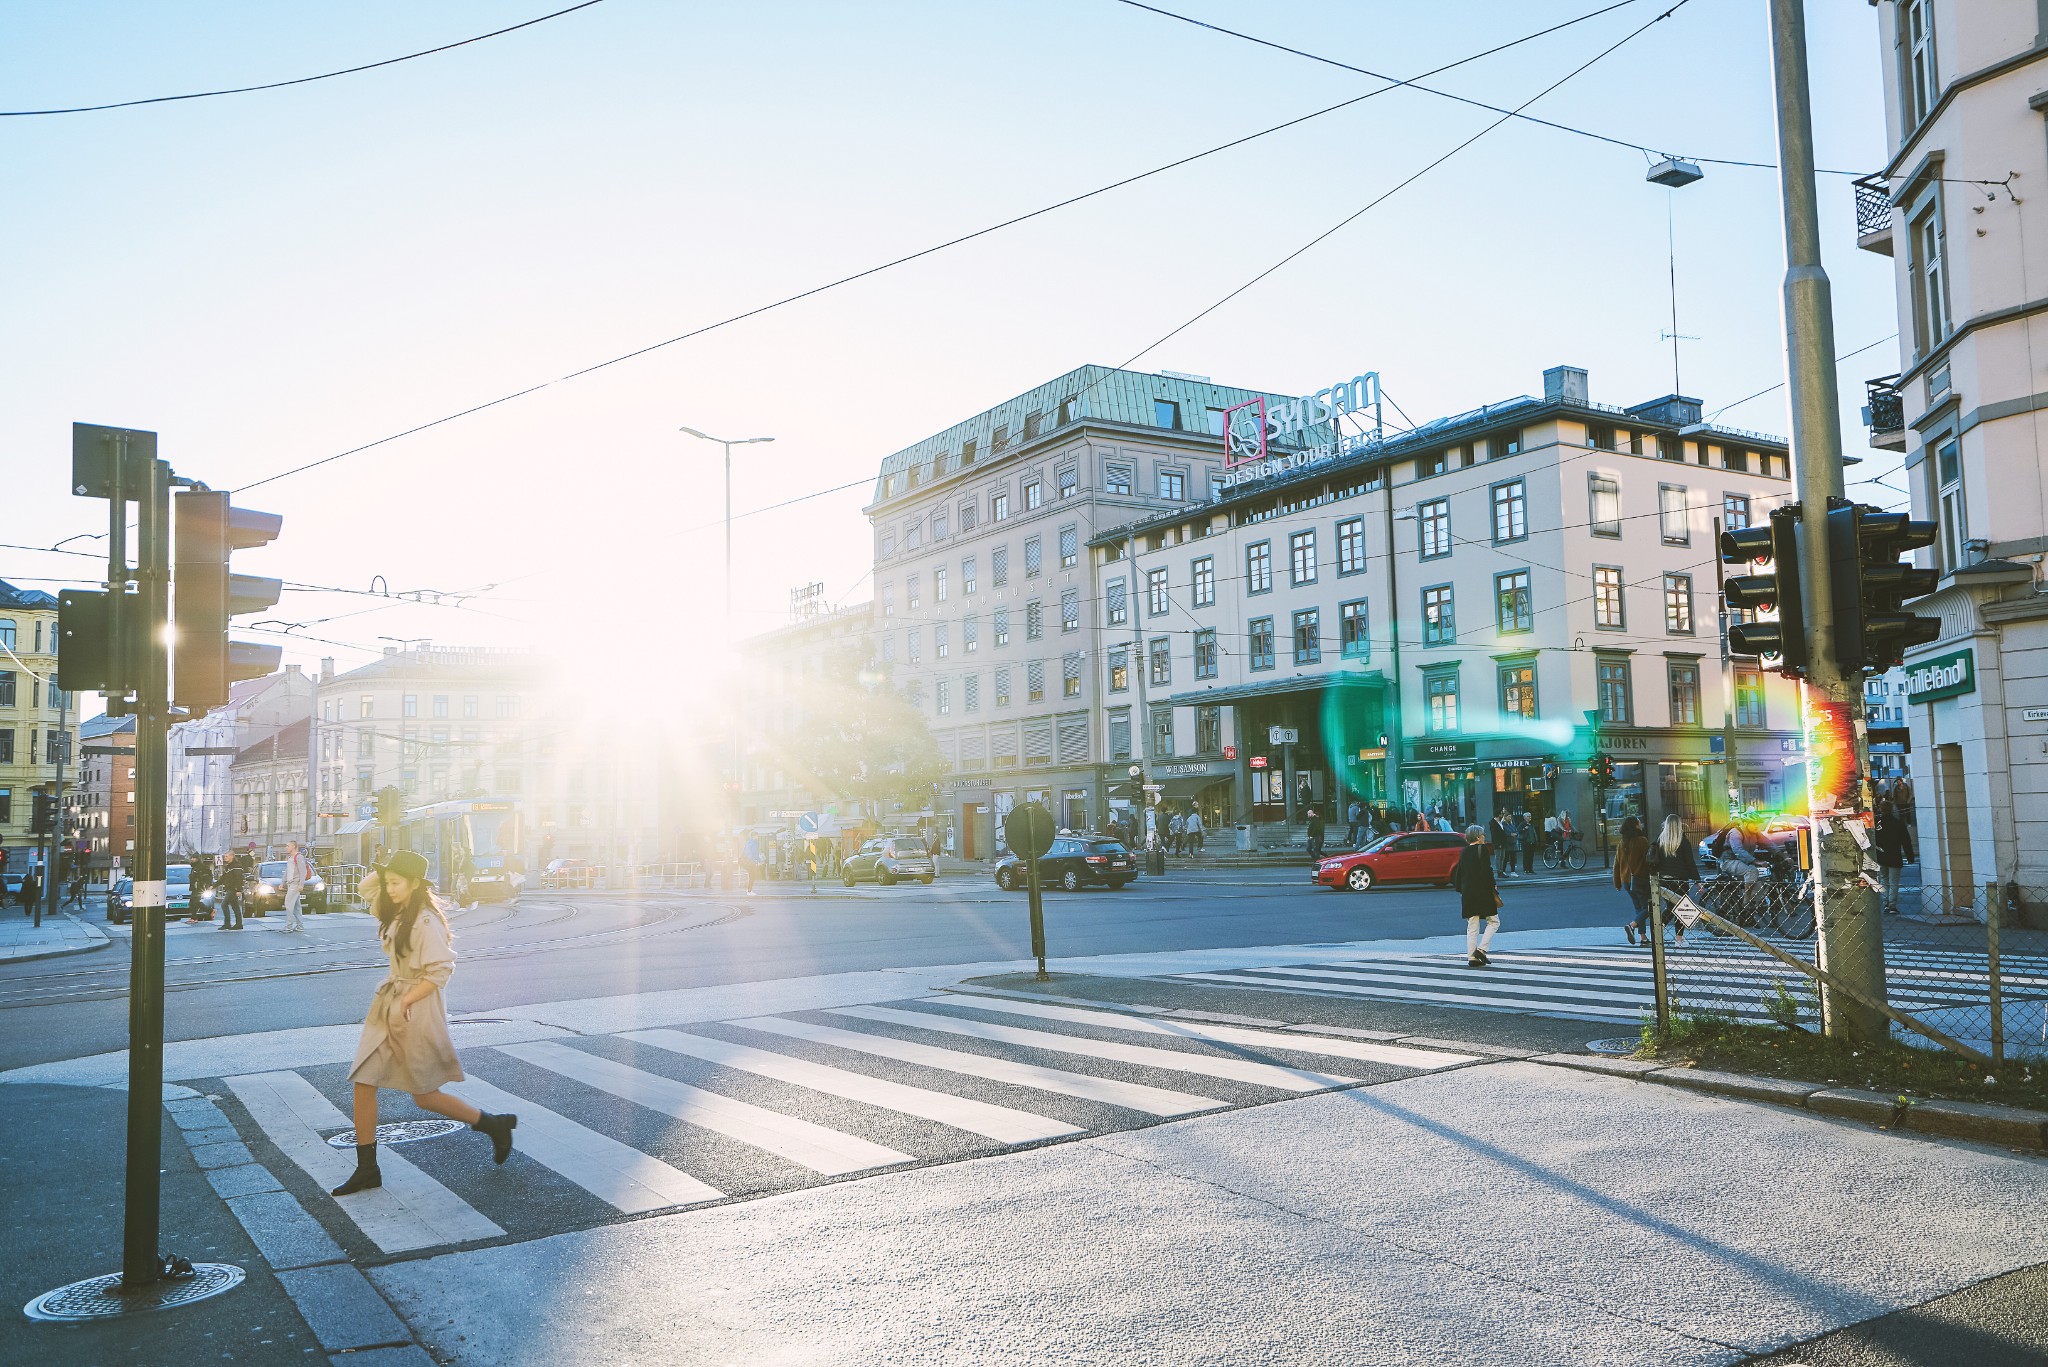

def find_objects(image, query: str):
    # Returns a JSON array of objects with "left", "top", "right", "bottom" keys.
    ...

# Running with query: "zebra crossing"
[
  {"left": 1174, "top": 939, "right": 2047, "bottom": 1026},
  {"left": 207, "top": 993, "right": 1480, "bottom": 1260}
]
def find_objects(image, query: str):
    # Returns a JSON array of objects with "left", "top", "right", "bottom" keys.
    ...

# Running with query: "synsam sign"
[
  {"left": 1220, "top": 373, "right": 1380, "bottom": 492},
  {"left": 1901, "top": 647, "right": 1974, "bottom": 703}
]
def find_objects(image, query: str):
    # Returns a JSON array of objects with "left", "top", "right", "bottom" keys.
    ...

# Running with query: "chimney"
[
  {"left": 284, "top": 662, "right": 301, "bottom": 676},
  {"left": 320, "top": 656, "right": 335, "bottom": 682},
  {"left": 1543, "top": 366, "right": 1590, "bottom": 406}
]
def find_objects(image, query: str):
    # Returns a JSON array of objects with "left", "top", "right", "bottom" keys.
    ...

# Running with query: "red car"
[{"left": 1312, "top": 831, "right": 1469, "bottom": 892}]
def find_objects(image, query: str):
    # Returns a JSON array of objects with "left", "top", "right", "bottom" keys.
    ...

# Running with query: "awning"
[
  {"left": 1165, "top": 671, "right": 1386, "bottom": 707},
  {"left": 335, "top": 820, "right": 374, "bottom": 836},
  {"left": 1152, "top": 775, "right": 1235, "bottom": 800}
]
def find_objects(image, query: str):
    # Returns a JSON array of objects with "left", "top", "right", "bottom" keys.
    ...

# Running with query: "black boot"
[
  {"left": 331, "top": 1143, "right": 381, "bottom": 1195},
  {"left": 472, "top": 1111, "right": 517, "bottom": 1164}
]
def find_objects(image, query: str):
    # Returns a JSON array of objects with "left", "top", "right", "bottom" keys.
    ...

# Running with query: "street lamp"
[
  {"left": 1389, "top": 505, "right": 1419, "bottom": 818},
  {"left": 678, "top": 428, "right": 775, "bottom": 648}
]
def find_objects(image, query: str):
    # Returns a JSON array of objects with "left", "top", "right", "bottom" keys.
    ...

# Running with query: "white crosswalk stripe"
[
  {"left": 829, "top": 1004, "right": 1359, "bottom": 1091},
  {"left": 497, "top": 1040, "right": 914, "bottom": 1176},
  {"left": 622, "top": 1028, "right": 1083, "bottom": 1144},
  {"left": 443, "top": 1075, "right": 723, "bottom": 1213},
  {"left": 224, "top": 1071, "right": 506, "bottom": 1253},
  {"left": 731, "top": 1014, "right": 1222, "bottom": 1116}
]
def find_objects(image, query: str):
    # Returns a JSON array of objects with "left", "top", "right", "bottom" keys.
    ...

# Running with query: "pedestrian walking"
[
  {"left": 1614, "top": 816, "right": 1650, "bottom": 945},
  {"left": 1648, "top": 814, "right": 1696, "bottom": 945},
  {"left": 1184, "top": 807, "right": 1204, "bottom": 855},
  {"left": 1516, "top": 812, "right": 1538, "bottom": 875},
  {"left": 1168, "top": 810, "right": 1186, "bottom": 857},
  {"left": 1305, "top": 807, "right": 1326, "bottom": 861},
  {"left": 1873, "top": 801, "right": 1909, "bottom": 915},
  {"left": 1490, "top": 814, "right": 1515, "bottom": 878},
  {"left": 282, "top": 839, "right": 310, "bottom": 933},
  {"left": 331, "top": 851, "right": 516, "bottom": 1198},
  {"left": 1449, "top": 825, "right": 1501, "bottom": 968},
  {"left": 18, "top": 865, "right": 40, "bottom": 915},
  {"left": 218, "top": 855, "right": 246, "bottom": 930}
]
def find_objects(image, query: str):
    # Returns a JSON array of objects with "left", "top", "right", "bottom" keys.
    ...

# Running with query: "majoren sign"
[{"left": 1220, "top": 372, "right": 1381, "bottom": 493}]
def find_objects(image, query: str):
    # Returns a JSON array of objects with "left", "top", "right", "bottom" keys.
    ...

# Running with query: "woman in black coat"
[
  {"left": 1449, "top": 825, "right": 1501, "bottom": 968},
  {"left": 1872, "top": 801, "right": 1909, "bottom": 916}
]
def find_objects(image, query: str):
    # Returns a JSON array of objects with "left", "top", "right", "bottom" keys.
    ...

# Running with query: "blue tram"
[{"left": 398, "top": 798, "right": 526, "bottom": 903}]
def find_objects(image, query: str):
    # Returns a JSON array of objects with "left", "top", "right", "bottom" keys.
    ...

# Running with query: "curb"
[{"left": 0, "top": 912, "right": 112, "bottom": 963}]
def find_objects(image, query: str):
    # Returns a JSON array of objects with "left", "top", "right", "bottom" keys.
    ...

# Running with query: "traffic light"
[
  {"left": 173, "top": 490, "right": 283, "bottom": 713},
  {"left": 375, "top": 787, "right": 405, "bottom": 827},
  {"left": 56, "top": 588, "right": 138, "bottom": 694},
  {"left": 1827, "top": 503, "right": 1942, "bottom": 673},
  {"left": 1110, "top": 766, "right": 1145, "bottom": 803},
  {"left": 1723, "top": 503, "right": 1810, "bottom": 677},
  {"left": 30, "top": 789, "right": 55, "bottom": 836}
]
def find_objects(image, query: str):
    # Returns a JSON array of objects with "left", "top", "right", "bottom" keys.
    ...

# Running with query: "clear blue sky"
[{"left": 0, "top": 0, "right": 1900, "bottom": 683}]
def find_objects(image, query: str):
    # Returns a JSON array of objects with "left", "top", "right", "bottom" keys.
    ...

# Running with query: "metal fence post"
[
  {"left": 1648, "top": 879, "right": 1671, "bottom": 1040},
  {"left": 1984, "top": 881, "right": 2005, "bottom": 1067}
]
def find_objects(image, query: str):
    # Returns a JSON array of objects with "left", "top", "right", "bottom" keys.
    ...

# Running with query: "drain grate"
[
  {"left": 1584, "top": 1036, "right": 1644, "bottom": 1057},
  {"left": 323, "top": 1118, "right": 467, "bottom": 1149},
  {"left": 25, "top": 1264, "right": 244, "bottom": 1322}
]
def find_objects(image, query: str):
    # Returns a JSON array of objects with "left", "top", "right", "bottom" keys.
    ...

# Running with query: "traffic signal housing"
[
  {"left": 375, "top": 787, "right": 405, "bottom": 827},
  {"left": 173, "top": 490, "right": 283, "bottom": 713},
  {"left": 56, "top": 588, "right": 137, "bottom": 694},
  {"left": 30, "top": 789, "right": 55, "bottom": 836},
  {"left": 1109, "top": 767, "right": 1145, "bottom": 803},
  {"left": 1723, "top": 504, "right": 1810, "bottom": 678},
  {"left": 1827, "top": 504, "right": 1942, "bottom": 673}
]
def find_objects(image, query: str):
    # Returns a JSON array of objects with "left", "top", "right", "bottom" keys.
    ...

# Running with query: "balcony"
[
  {"left": 1863, "top": 374, "right": 1905, "bottom": 451},
  {"left": 1855, "top": 173, "right": 1894, "bottom": 256}
]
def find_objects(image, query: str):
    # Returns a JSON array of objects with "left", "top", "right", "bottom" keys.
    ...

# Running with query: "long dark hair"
[{"left": 371, "top": 877, "right": 446, "bottom": 961}]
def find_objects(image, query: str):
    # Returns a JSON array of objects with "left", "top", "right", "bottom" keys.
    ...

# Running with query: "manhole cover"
[
  {"left": 25, "top": 1264, "right": 244, "bottom": 1322},
  {"left": 323, "top": 1118, "right": 467, "bottom": 1149},
  {"left": 1584, "top": 1037, "right": 1643, "bottom": 1057}
]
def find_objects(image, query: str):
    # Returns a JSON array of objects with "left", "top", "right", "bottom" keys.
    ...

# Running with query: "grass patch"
[{"left": 1637, "top": 1012, "right": 2048, "bottom": 1113}]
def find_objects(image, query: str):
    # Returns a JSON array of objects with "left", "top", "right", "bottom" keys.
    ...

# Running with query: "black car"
[{"left": 993, "top": 836, "right": 1136, "bottom": 892}]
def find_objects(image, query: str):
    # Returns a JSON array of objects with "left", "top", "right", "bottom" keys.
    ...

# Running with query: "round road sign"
[{"left": 1004, "top": 802, "right": 1056, "bottom": 861}]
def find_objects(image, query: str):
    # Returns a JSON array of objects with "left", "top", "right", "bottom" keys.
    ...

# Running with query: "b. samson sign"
[{"left": 1901, "top": 647, "right": 1974, "bottom": 703}]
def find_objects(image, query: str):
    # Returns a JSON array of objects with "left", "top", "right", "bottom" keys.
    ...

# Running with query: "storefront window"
[
  {"left": 1603, "top": 761, "right": 1644, "bottom": 828},
  {"left": 1659, "top": 762, "right": 1708, "bottom": 828}
]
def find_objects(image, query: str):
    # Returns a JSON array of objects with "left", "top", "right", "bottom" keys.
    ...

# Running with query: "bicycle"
[
  {"left": 1698, "top": 866, "right": 1815, "bottom": 940},
  {"left": 1538, "top": 837, "right": 1588, "bottom": 872}
]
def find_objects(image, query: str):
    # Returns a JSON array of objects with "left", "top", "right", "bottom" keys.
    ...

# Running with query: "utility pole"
[
  {"left": 42, "top": 689, "right": 70, "bottom": 927},
  {"left": 1767, "top": 0, "right": 1887, "bottom": 1039},
  {"left": 1713, "top": 515, "right": 1739, "bottom": 825}
]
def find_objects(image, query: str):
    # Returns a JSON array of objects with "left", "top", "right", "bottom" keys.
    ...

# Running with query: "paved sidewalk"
[{"left": 0, "top": 910, "right": 109, "bottom": 962}]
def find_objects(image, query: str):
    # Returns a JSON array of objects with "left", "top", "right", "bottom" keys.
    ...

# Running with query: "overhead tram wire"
[
  {"left": 0, "top": 0, "right": 612, "bottom": 117},
  {"left": 223, "top": 0, "right": 1660, "bottom": 499}
]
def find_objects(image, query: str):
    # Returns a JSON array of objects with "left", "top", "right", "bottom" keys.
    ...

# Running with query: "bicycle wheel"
[
  {"left": 1564, "top": 843, "right": 1588, "bottom": 872},
  {"left": 1776, "top": 886, "right": 1816, "bottom": 939},
  {"left": 1538, "top": 844, "right": 1560, "bottom": 871}
]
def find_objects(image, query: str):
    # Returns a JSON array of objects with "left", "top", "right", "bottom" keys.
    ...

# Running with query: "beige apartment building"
[
  {"left": 0, "top": 581, "right": 78, "bottom": 876},
  {"left": 1863, "top": 0, "right": 2048, "bottom": 896},
  {"left": 72, "top": 712, "right": 136, "bottom": 876},
  {"left": 1093, "top": 366, "right": 1805, "bottom": 844}
]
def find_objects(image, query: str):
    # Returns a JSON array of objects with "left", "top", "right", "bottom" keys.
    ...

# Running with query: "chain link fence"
[{"left": 1648, "top": 877, "right": 2048, "bottom": 1065}]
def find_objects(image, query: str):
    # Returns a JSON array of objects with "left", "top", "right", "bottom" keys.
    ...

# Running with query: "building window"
[
  {"left": 936, "top": 680, "right": 951, "bottom": 716},
  {"left": 1149, "top": 637, "right": 1171, "bottom": 686},
  {"left": 1154, "top": 399, "right": 1182, "bottom": 430},
  {"left": 1491, "top": 480, "right": 1527, "bottom": 543},
  {"left": 1596, "top": 657, "right": 1632, "bottom": 725},
  {"left": 1108, "top": 649, "right": 1129, "bottom": 693},
  {"left": 432, "top": 695, "right": 449, "bottom": 718},
  {"left": 1106, "top": 464, "right": 1133, "bottom": 497},
  {"left": 1159, "top": 469, "right": 1186, "bottom": 501},
  {"left": 908, "top": 629, "right": 923, "bottom": 664},
  {"left": 1062, "top": 653, "right": 1083, "bottom": 698},
  {"left": 1425, "top": 671, "right": 1460, "bottom": 733},
  {"left": 1246, "top": 541, "right": 1273, "bottom": 594},
  {"left": 1192, "top": 555, "right": 1216, "bottom": 607},
  {"left": 1422, "top": 584, "right": 1455, "bottom": 645},
  {"left": 1023, "top": 480, "right": 1043, "bottom": 510},
  {"left": 1668, "top": 660, "right": 1701, "bottom": 726},
  {"left": 1723, "top": 493, "right": 1751, "bottom": 532},
  {"left": 1659, "top": 484, "right": 1690, "bottom": 544},
  {"left": 1197, "top": 705, "right": 1222, "bottom": 753},
  {"left": 1150, "top": 705, "right": 1174, "bottom": 758},
  {"left": 963, "top": 616, "right": 979, "bottom": 653},
  {"left": 1336, "top": 517, "right": 1365, "bottom": 576},
  {"left": 1593, "top": 566, "right": 1625, "bottom": 629},
  {"left": 991, "top": 544, "right": 1009, "bottom": 587},
  {"left": 1419, "top": 498, "right": 1451, "bottom": 558},
  {"left": 1498, "top": 662, "right": 1537, "bottom": 723},
  {"left": 1589, "top": 475, "right": 1621, "bottom": 537},
  {"left": 1904, "top": 0, "right": 1938, "bottom": 126},
  {"left": 991, "top": 491, "right": 1010, "bottom": 522},
  {"left": 1495, "top": 431, "right": 1523, "bottom": 458},
  {"left": 1292, "top": 608, "right": 1321, "bottom": 665},
  {"left": 1024, "top": 537, "right": 1042, "bottom": 577},
  {"left": 1057, "top": 466, "right": 1078, "bottom": 500},
  {"left": 1026, "top": 600, "right": 1043, "bottom": 640},
  {"left": 994, "top": 606, "right": 1010, "bottom": 647},
  {"left": 1107, "top": 578, "right": 1128, "bottom": 626},
  {"left": 907, "top": 573, "right": 921, "bottom": 609},
  {"left": 1061, "top": 589, "right": 1080, "bottom": 633},
  {"left": 932, "top": 508, "right": 948, "bottom": 540},
  {"left": 960, "top": 500, "right": 979, "bottom": 533},
  {"left": 963, "top": 675, "right": 980, "bottom": 712},
  {"left": 1936, "top": 435, "right": 1965, "bottom": 570},
  {"left": 1028, "top": 660, "right": 1045, "bottom": 702},
  {"left": 1339, "top": 600, "right": 1369, "bottom": 660},
  {"left": 936, "top": 567, "right": 949, "bottom": 602},
  {"left": 1288, "top": 530, "right": 1316, "bottom": 586},
  {"left": 1194, "top": 628, "right": 1218, "bottom": 679},
  {"left": 1587, "top": 423, "right": 1615, "bottom": 451},
  {"left": 1059, "top": 525, "right": 1078, "bottom": 568},
  {"left": 497, "top": 695, "right": 517, "bottom": 718},
  {"left": 882, "top": 634, "right": 897, "bottom": 664},
  {"left": 1663, "top": 573, "right": 1694, "bottom": 635},
  {"left": 462, "top": 695, "right": 479, "bottom": 719},
  {"left": 1249, "top": 617, "right": 1276, "bottom": 671},
  {"left": 1495, "top": 570, "right": 1532, "bottom": 634},
  {"left": 962, "top": 557, "right": 978, "bottom": 595},
  {"left": 403, "top": 694, "right": 418, "bottom": 718},
  {"left": 880, "top": 528, "right": 897, "bottom": 558},
  {"left": 1109, "top": 708, "right": 1132, "bottom": 761},
  {"left": 936, "top": 624, "right": 950, "bottom": 659},
  {"left": 1735, "top": 665, "right": 1765, "bottom": 728},
  {"left": 1147, "top": 567, "right": 1170, "bottom": 617}
]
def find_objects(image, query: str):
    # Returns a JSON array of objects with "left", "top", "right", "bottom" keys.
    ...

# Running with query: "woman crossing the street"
[
  {"left": 1648, "top": 814, "right": 1697, "bottom": 945},
  {"left": 1450, "top": 825, "right": 1502, "bottom": 969},
  {"left": 1614, "top": 816, "right": 1651, "bottom": 945},
  {"left": 331, "top": 850, "right": 517, "bottom": 1197}
]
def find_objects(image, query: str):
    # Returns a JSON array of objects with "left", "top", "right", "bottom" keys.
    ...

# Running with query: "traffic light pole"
[
  {"left": 1768, "top": 0, "right": 1887, "bottom": 1040},
  {"left": 122, "top": 451, "right": 173, "bottom": 1287}
]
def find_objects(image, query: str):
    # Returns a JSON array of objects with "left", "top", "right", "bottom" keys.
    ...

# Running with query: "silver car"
[{"left": 841, "top": 838, "right": 936, "bottom": 887}]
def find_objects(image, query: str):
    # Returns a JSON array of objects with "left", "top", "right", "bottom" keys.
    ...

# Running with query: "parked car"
[
  {"left": 992, "top": 836, "right": 1136, "bottom": 892},
  {"left": 107, "top": 877, "right": 133, "bottom": 925},
  {"left": 1312, "top": 831, "right": 1468, "bottom": 892},
  {"left": 242, "top": 861, "right": 331, "bottom": 914},
  {"left": 541, "top": 858, "right": 597, "bottom": 889},
  {"left": 842, "top": 838, "right": 936, "bottom": 887}
]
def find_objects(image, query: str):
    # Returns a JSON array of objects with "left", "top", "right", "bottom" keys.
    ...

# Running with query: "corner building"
[{"left": 1091, "top": 366, "right": 1806, "bottom": 844}]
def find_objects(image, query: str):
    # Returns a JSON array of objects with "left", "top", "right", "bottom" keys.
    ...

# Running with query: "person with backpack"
[
  {"left": 1184, "top": 807, "right": 1204, "bottom": 855},
  {"left": 1614, "top": 816, "right": 1650, "bottom": 944},
  {"left": 1167, "top": 809, "right": 1186, "bottom": 857},
  {"left": 1450, "top": 825, "right": 1502, "bottom": 968}
]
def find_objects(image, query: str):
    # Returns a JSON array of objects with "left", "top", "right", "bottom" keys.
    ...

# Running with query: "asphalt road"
[{"left": 0, "top": 864, "right": 1617, "bottom": 1074}]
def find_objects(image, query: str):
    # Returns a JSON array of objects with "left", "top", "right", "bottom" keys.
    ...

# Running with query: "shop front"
[
  {"left": 1228, "top": 676, "right": 1388, "bottom": 826},
  {"left": 1146, "top": 759, "right": 1238, "bottom": 833},
  {"left": 1581, "top": 725, "right": 1806, "bottom": 841}
]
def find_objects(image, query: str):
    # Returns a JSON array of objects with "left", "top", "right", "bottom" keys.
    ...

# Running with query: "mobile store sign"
[
  {"left": 1901, "top": 647, "right": 1974, "bottom": 703},
  {"left": 1220, "top": 372, "right": 1381, "bottom": 491}
]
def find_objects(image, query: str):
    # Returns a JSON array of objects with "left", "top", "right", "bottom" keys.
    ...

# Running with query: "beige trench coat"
[{"left": 347, "top": 900, "right": 463, "bottom": 1094}]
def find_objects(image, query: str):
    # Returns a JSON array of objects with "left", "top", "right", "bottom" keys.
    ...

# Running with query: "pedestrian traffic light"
[
  {"left": 173, "top": 490, "right": 283, "bottom": 713},
  {"left": 56, "top": 588, "right": 138, "bottom": 694},
  {"left": 1826, "top": 503, "right": 1942, "bottom": 673},
  {"left": 375, "top": 787, "right": 404, "bottom": 827},
  {"left": 1723, "top": 503, "right": 1810, "bottom": 678},
  {"left": 30, "top": 789, "right": 55, "bottom": 836}
]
